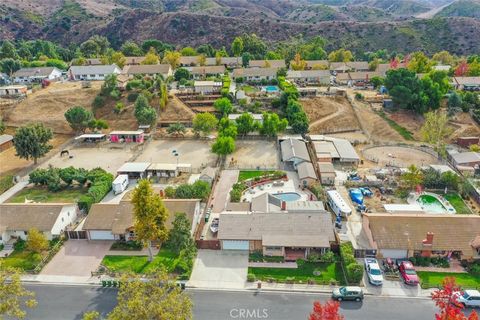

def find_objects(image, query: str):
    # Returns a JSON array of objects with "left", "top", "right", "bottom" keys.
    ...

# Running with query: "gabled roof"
[
  {"left": 454, "top": 77, "right": 480, "bottom": 86},
  {"left": 249, "top": 60, "right": 286, "bottom": 69},
  {"left": 189, "top": 66, "right": 225, "bottom": 75},
  {"left": 179, "top": 56, "right": 201, "bottom": 65},
  {"left": 0, "top": 134, "right": 13, "bottom": 145},
  {"left": 0, "top": 203, "right": 73, "bottom": 232},
  {"left": 205, "top": 57, "right": 241, "bottom": 66},
  {"left": 232, "top": 68, "right": 277, "bottom": 78},
  {"left": 280, "top": 138, "right": 310, "bottom": 162},
  {"left": 13, "top": 67, "right": 60, "bottom": 78},
  {"left": 286, "top": 70, "right": 331, "bottom": 79},
  {"left": 123, "top": 64, "right": 171, "bottom": 75},
  {"left": 218, "top": 212, "right": 335, "bottom": 248},
  {"left": 124, "top": 56, "right": 146, "bottom": 65},
  {"left": 69, "top": 64, "right": 120, "bottom": 75},
  {"left": 451, "top": 152, "right": 480, "bottom": 165},
  {"left": 297, "top": 162, "right": 316, "bottom": 180},
  {"left": 117, "top": 162, "right": 150, "bottom": 173}
]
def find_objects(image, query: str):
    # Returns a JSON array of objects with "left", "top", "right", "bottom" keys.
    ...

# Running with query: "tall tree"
[
  {"left": 0, "top": 58, "right": 22, "bottom": 76},
  {"left": 309, "top": 300, "right": 344, "bottom": 320},
  {"left": 328, "top": 49, "right": 353, "bottom": 62},
  {"left": 407, "top": 51, "right": 433, "bottom": 73},
  {"left": 235, "top": 113, "right": 256, "bottom": 136},
  {"left": 447, "top": 92, "right": 463, "bottom": 116},
  {"left": 120, "top": 41, "right": 143, "bottom": 56},
  {"left": 0, "top": 40, "right": 19, "bottom": 59},
  {"left": 14, "top": 123, "right": 53, "bottom": 164},
  {"left": 291, "top": 53, "right": 307, "bottom": 71},
  {"left": 166, "top": 212, "right": 194, "bottom": 254},
  {"left": 142, "top": 47, "right": 160, "bottom": 65},
  {"left": 240, "top": 34, "right": 267, "bottom": 59},
  {"left": 131, "top": 179, "right": 169, "bottom": 261},
  {"left": 64, "top": 106, "right": 94, "bottom": 134},
  {"left": 101, "top": 50, "right": 126, "bottom": 69},
  {"left": 163, "top": 51, "right": 181, "bottom": 69},
  {"left": 432, "top": 51, "right": 455, "bottom": 66},
  {"left": 0, "top": 267, "right": 37, "bottom": 319},
  {"left": 212, "top": 136, "right": 235, "bottom": 156},
  {"left": 26, "top": 228, "right": 49, "bottom": 253},
  {"left": 192, "top": 113, "right": 218, "bottom": 136},
  {"left": 213, "top": 97, "right": 233, "bottom": 116},
  {"left": 106, "top": 271, "right": 192, "bottom": 320},
  {"left": 401, "top": 165, "right": 424, "bottom": 191},
  {"left": 421, "top": 111, "right": 453, "bottom": 157},
  {"left": 259, "top": 112, "right": 288, "bottom": 137},
  {"left": 231, "top": 37, "right": 244, "bottom": 57},
  {"left": 218, "top": 117, "right": 237, "bottom": 139},
  {"left": 431, "top": 277, "right": 478, "bottom": 320}
]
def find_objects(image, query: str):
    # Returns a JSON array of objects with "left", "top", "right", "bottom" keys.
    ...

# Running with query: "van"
[{"left": 112, "top": 174, "right": 129, "bottom": 195}]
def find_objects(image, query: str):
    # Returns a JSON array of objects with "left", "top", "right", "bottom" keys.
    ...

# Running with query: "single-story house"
[
  {"left": 331, "top": 62, "right": 369, "bottom": 73},
  {"left": 363, "top": 212, "right": 480, "bottom": 260},
  {"left": 218, "top": 212, "right": 336, "bottom": 260},
  {"left": 124, "top": 56, "right": 146, "bottom": 65},
  {"left": 228, "top": 113, "right": 263, "bottom": 125},
  {"left": 232, "top": 68, "right": 277, "bottom": 82},
  {"left": 348, "top": 72, "right": 382, "bottom": 86},
  {"left": 116, "top": 162, "right": 150, "bottom": 179},
  {"left": 13, "top": 67, "right": 62, "bottom": 83},
  {"left": 297, "top": 162, "right": 317, "bottom": 186},
  {"left": 453, "top": 77, "right": 480, "bottom": 91},
  {"left": 433, "top": 65, "right": 451, "bottom": 72},
  {"left": 0, "top": 203, "right": 78, "bottom": 244},
  {"left": 249, "top": 60, "right": 286, "bottom": 69},
  {"left": 290, "top": 60, "right": 329, "bottom": 70},
  {"left": 280, "top": 138, "right": 311, "bottom": 168},
  {"left": 250, "top": 192, "right": 326, "bottom": 213},
  {"left": 448, "top": 151, "right": 480, "bottom": 169},
  {"left": 109, "top": 130, "right": 144, "bottom": 143},
  {"left": 0, "top": 85, "right": 27, "bottom": 97},
  {"left": 205, "top": 57, "right": 241, "bottom": 67},
  {"left": 310, "top": 135, "right": 360, "bottom": 165},
  {"left": 68, "top": 65, "right": 121, "bottom": 81},
  {"left": 286, "top": 70, "right": 331, "bottom": 85},
  {"left": 0, "top": 134, "right": 13, "bottom": 152},
  {"left": 194, "top": 81, "right": 222, "bottom": 94},
  {"left": 189, "top": 66, "right": 225, "bottom": 79},
  {"left": 83, "top": 198, "right": 201, "bottom": 240},
  {"left": 199, "top": 166, "right": 217, "bottom": 184},
  {"left": 122, "top": 64, "right": 172, "bottom": 79},
  {"left": 375, "top": 62, "right": 407, "bottom": 76},
  {"left": 318, "top": 162, "right": 336, "bottom": 185},
  {"left": 179, "top": 56, "right": 202, "bottom": 67}
]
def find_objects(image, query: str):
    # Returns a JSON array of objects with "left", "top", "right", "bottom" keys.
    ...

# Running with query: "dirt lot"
[
  {"left": 362, "top": 145, "right": 440, "bottom": 168},
  {"left": 3, "top": 82, "right": 101, "bottom": 134},
  {"left": 159, "top": 95, "right": 196, "bottom": 122},
  {"left": 301, "top": 96, "right": 361, "bottom": 134},
  {"left": 449, "top": 112, "right": 480, "bottom": 142},
  {"left": 0, "top": 128, "right": 71, "bottom": 178},
  {"left": 227, "top": 140, "right": 279, "bottom": 169},
  {"left": 39, "top": 145, "right": 135, "bottom": 174},
  {"left": 136, "top": 139, "right": 217, "bottom": 170}
]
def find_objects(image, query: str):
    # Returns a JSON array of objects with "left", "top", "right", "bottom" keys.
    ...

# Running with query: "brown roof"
[
  {"left": 218, "top": 213, "right": 335, "bottom": 248},
  {"left": 0, "top": 203, "right": 72, "bottom": 232},
  {"left": 83, "top": 199, "right": 199, "bottom": 234},
  {"left": 124, "top": 56, "right": 146, "bottom": 65},
  {"left": 365, "top": 213, "right": 480, "bottom": 256},
  {"left": 232, "top": 68, "right": 277, "bottom": 78},
  {"left": 123, "top": 64, "right": 171, "bottom": 75},
  {"left": 190, "top": 66, "right": 225, "bottom": 75},
  {"left": 179, "top": 56, "right": 201, "bottom": 66},
  {"left": 348, "top": 71, "right": 382, "bottom": 81},
  {"left": 249, "top": 60, "right": 286, "bottom": 69},
  {"left": 297, "top": 162, "right": 317, "bottom": 180}
]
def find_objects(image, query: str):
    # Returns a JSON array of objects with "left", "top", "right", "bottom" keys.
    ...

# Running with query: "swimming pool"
[
  {"left": 273, "top": 192, "right": 301, "bottom": 201},
  {"left": 416, "top": 194, "right": 448, "bottom": 213},
  {"left": 264, "top": 85, "right": 279, "bottom": 93}
]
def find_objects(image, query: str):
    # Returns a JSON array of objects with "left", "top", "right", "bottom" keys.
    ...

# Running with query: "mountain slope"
[{"left": 435, "top": 0, "right": 480, "bottom": 19}]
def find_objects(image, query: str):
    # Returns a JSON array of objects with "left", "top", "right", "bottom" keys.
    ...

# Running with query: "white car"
[
  {"left": 455, "top": 290, "right": 480, "bottom": 308},
  {"left": 364, "top": 258, "right": 383, "bottom": 286}
]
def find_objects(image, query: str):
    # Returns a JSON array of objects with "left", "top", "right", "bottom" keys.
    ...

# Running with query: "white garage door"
[
  {"left": 380, "top": 249, "right": 408, "bottom": 259},
  {"left": 89, "top": 230, "right": 115, "bottom": 240},
  {"left": 222, "top": 240, "right": 249, "bottom": 250}
]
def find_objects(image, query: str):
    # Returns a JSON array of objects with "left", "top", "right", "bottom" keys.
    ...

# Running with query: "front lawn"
[
  {"left": 417, "top": 271, "right": 480, "bottom": 289},
  {"left": 238, "top": 170, "right": 278, "bottom": 182},
  {"left": 240, "top": 85, "right": 258, "bottom": 94},
  {"left": 102, "top": 249, "right": 177, "bottom": 274},
  {"left": 444, "top": 193, "right": 472, "bottom": 214},
  {"left": 0, "top": 175, "right": 14, "bottom": 194},
  {"left": 1, "top": 251, "right": 42, "bottom": 271},
  {"left": 248, "top": 261, "right": 345, "bottom": 285},
  {"left": 7, "top": 186, "right": 88, "bottom": 203}
]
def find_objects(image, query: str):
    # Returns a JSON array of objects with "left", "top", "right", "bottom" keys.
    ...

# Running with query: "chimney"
[
  {"left": 281, "top": 201, "right": 287, "bottom": 211},
  {"left": 422, "top": 232, "right": 434, "bottom": 246}
]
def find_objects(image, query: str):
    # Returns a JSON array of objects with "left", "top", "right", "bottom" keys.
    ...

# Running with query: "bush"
[
  {"left": 92, "top": 95, "right": 105, "bottom": 108},
  {"left": 346, "top": 263, "right": 363, "bottom": 284},
  {"left": 127, "top": 92, "right": 139, "bottom": 102},
  {"left": 355, "top": 93, "right": 364, "bottom": 100},
  {"left": 247, "top": 274, "right": 256, "bottom": 282},
  {"left": 469, "top": 263, "right": 480, "bottom": 275},
  {"left": 126, "top": 80, "right": 143, "bottom": 91},
  {"left": 114, "top": 102, "right": 125, "bottom": 114},
  {"left": 164, "top": 186, "right": 175, "bottom": 198},
  {"left": 230, "top": 182, "right": 246, "bottom": 202},
  {"left": 14, "top": 239, "right": 27, "bottom": 251},
  {"left": 319, "top": 251, "right": 336, "bottom": 263}
]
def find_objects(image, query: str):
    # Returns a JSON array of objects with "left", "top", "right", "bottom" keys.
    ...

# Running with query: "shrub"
[
  {"left": 469, "top": 263, "right": 480, "bottom": 275},
  {"left": 127, "top": 92, "right": 139, "bottom": 102},
  {"left": 126, "top": 80, "right": 143, "bottom": 91},
  {"left": 346, "top": 263, "right": 363, "bottom": 284},
  {"left": 114, "top": 102, "right": 125, "bottom": 114},
  {"left": 247, "top": 274, "right": 256, "bottom": 282},
  {"left": 164, "top": 186, "right": 175, "bottom": 198},
  {"left": 355, "top": 93, "right": 364, "bottom": 100},
  {"left": 92, "top": 95, "right": 105, "bottom": 108},
  {"left": 14, "top": 239, "right": 27, "bottom": 251},
  {"left": 230, "top": 182, "right": 246, "bottom": 202},
  {"left": 319, "top": 251, "right": 336, "bottom": 263}
]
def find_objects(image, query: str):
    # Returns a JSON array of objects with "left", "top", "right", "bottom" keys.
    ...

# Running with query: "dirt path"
[{"left": 416, "top": 1, "right": 456, "bottom": 19}]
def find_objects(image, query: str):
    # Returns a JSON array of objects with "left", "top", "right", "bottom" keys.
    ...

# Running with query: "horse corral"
[{"left": 362, "top": 145, "right": 440, "bottom": 168}]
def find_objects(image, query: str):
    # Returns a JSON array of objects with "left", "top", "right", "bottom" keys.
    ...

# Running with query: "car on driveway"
[
  {"left": 454, "top": 290, "right": 480, "bottom": 308},
  {"left": 398, "top": 261, "right": 419, "bottom": 286},
  {"left": 364, "top": 258, "right": 383, "bottom": 286},
  {"left": 332, "top": 286, "right": 364, "bottom": 302}
]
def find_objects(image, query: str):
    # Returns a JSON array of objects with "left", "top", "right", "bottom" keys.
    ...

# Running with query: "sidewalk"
[{"left": 0, "top": 178, "right": 28, "bottom": 203}]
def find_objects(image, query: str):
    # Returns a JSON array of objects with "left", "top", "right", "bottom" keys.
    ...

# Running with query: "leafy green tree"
[
  {"left": 212, "top": 136, "right": 235, "bottom": 156},
  {"left": 328, "top": 48, "right": 353, "bottom": 62},
  {"left": 134, "top": 94, "right": 157, "bottom": 126},
  {"left": 197, "top": 44, "right": 216, "bottom": 57},
  {"left": 89, "top": 35, "right": 110, "bottom": 55},
  {"left": 191, "top": 180, "right": 211, "bottom": 200},
  {"left": 14, "top": 123, "right": 53, "bottom": 164},
  {"left": 45, "top": 58, "right": 67, "bottom": 70},
  {"left": 192, "top": 113, "right": 218, "bottom": 136},
  {"left": 432, "top": 51, "right": 455, "bottom": 65},
  {"left": 447, "top": 92, "right": 462, "bottom": 116},
  {"left": 240, "top": 34, "right": 267, "bottom": 59},
  {"left": 0, "top": 58, "right": 22, "bottom": 76},
  {"left": 259, "top": 112, "right": 288, "bottom": 137},
  {"left": 163, "top": 51, "right": 181, "bottom": 69},
  {"left": 80, "top": 40, "right": 100, "bottom": 58},
  {"left": 141, "top": 39, "right": 173, "bottom": 55},
  {"left": 407, "top": 51, "right": 433, "bottom": 73},
  {"left": 421, "top": 111, "right": 453, "bottom": 157},
  {"left": 100, "top": 74, "right": 118, "bottom": 96},
  {"left": 235, "top": 113, "right": 256, "bottom": 136},
  {"left": 101, "top": 50, "right": 126, "bottom": 69},
  {"left": 180, "top": 47, "right": 197, "bottom": 56},
  {"left": 300, "top": 36, "right": 327, "bottom": 60},
  {"left": 166, "top": 212, "right": 194, "bottom": 254},
  {"left": 241, "top": 52, "right": 252, "bottom": 68},
  {"left": 401, "top": 165, "right": 424, "bottom": 191},
  {"left": 64, "top": 106, "right": 94, "bottom": 133},
  {"left": 167, "top": 122, "right": 187, "bottom": 137},
  {"left": 420, "top": 77, "right": 442, "bottom": 113},
  {"left": 131, "top": 179, "right": 169, "bottom": 261},
  {"left": 231, "top": 37, "right": 244, "bottom": 57},
  {"left": 121, "top": 41, "right": 143, "bottom": 56},
  {"left": 87, "top": 119, "right": 109, "bottom": 132},
  {"left": 289, "top": 111, "right": 309, "bottom": 134},
  {"left": 213, "top": 97, "right": 233, "bottom": 116},
  {"left": 141, "top": 47, "right": 160, "bottom": 65},
  {"left": 370, "top": 76, "right": 384, "bottom": 89},
  {"left": 218, "top": 117, "right": 237, "bottom": 139},
  {"left": 106, "top": 271, "right": 192, "bottom": 320},
  {"left": 0, "top": 267, "right": 37, "bottom": 319},
  {"left": 427, "top": 70, "right": 450, "bottom": 95},
  {"left": 0, "top": 40, "right": 19, "bottom": 59},
  {"left": 82, "top": 311, "right": 100, "bottom": 320},
  {"left": 26, "top": 228, "right": 49, "bottom": 253},
  {"left": 174, "top": 68, "right": 191, "bottom": 81}
]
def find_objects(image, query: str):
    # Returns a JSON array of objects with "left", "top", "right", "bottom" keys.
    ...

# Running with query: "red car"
[{"left": 398, "top": 261, "right": 419, "bottom": 285}]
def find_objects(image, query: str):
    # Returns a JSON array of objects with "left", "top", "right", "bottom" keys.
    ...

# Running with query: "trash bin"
[{"left": 204, "top": 212, "right": 210, "bottom": 222}]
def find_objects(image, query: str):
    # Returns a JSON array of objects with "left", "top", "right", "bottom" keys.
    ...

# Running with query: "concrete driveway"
[
  {"left": 41, "top": 241, "right": 112, "bottom": 277},
  {"left": 211, "top": 170, "right": 239, "bottom": 213},
  {"left": 188, "top": 249, "right": 248, "bottom": 289}
]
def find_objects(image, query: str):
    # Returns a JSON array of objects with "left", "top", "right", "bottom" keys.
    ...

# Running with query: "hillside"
[{"left": 435, "top": 0, "right": 480, "bottom": 19}]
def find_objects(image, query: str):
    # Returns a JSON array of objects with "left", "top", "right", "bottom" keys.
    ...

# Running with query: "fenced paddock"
[{"left": 362, "top": 144, "right": 440, "bottom": 167}]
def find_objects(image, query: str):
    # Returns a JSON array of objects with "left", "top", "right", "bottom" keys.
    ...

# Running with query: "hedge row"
[{"left": 340, "top": 242, "right": 363, "bottom": 284}]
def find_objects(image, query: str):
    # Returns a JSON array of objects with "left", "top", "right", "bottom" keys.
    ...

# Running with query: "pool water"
[
  {"left": 273, "top": 192, "right": 301, "bottom": 201},
  {"left": 265, "top": 85, "right": 279, "bottom": 92},
  {"left": 416, "top": 195, "right": 447, "bottom": 213}
]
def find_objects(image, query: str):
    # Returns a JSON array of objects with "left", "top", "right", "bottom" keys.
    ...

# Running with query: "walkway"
[
  {"left": 248, "top": 262, "right": 297, "bottom": 268},
  {"left": 0, "top": 177, "right": 28, "bottom": 203},
  {"left": 211, "top": 170, "right": 239, "bottom": 213}
]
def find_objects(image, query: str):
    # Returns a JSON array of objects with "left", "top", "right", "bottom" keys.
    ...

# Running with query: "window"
[{"left": 265, "top": 246, "right": 281, "bottom": 251}]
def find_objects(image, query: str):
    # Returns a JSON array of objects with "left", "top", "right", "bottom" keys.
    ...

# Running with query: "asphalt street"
[{"left": 24, "top": 284, "right": 440, "bottom": 320}]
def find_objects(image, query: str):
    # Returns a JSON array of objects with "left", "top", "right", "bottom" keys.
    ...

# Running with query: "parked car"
[
  {"left": 332, "top": 286, "right": 364, "bottom": 302},
  {"left": 398, "top": 261, "right": 419, "bottom": 285},
  {"left": 455, "top": 290, "right": 480, "bottom": 308},
  {"left": 364, "top": 258, "right": 383, "bottom": 286}
]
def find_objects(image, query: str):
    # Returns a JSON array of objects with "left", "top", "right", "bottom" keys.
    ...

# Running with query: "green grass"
[
  {"left": 240, "top": 85, "right": 259, "bottom": 94},
  {"left": 0, "top": 251, "right": 42, "bottom": 271},
  {"left": 0, "top": 175, "right": 14, "bottom": 194},
  {"left": 238, "top": 170, "right": 277, "bottom": 182},
  {"left": 417, "top": 271, "right": 480, "bottom": 289},
  {"left": 102, "top": 249, "right": 177, "bottom": 274},
  {"left": 249, "top": 261, "right": 345, "bottom": 285},
  {"left": 376, "top": 111, "right": 415, "bottom": 141},
  {"left": 444, "top": 193, "right": 472, "bottom": 214},
  {"left": 7, "top": 186, "right": 88, "bottom": 203}
]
